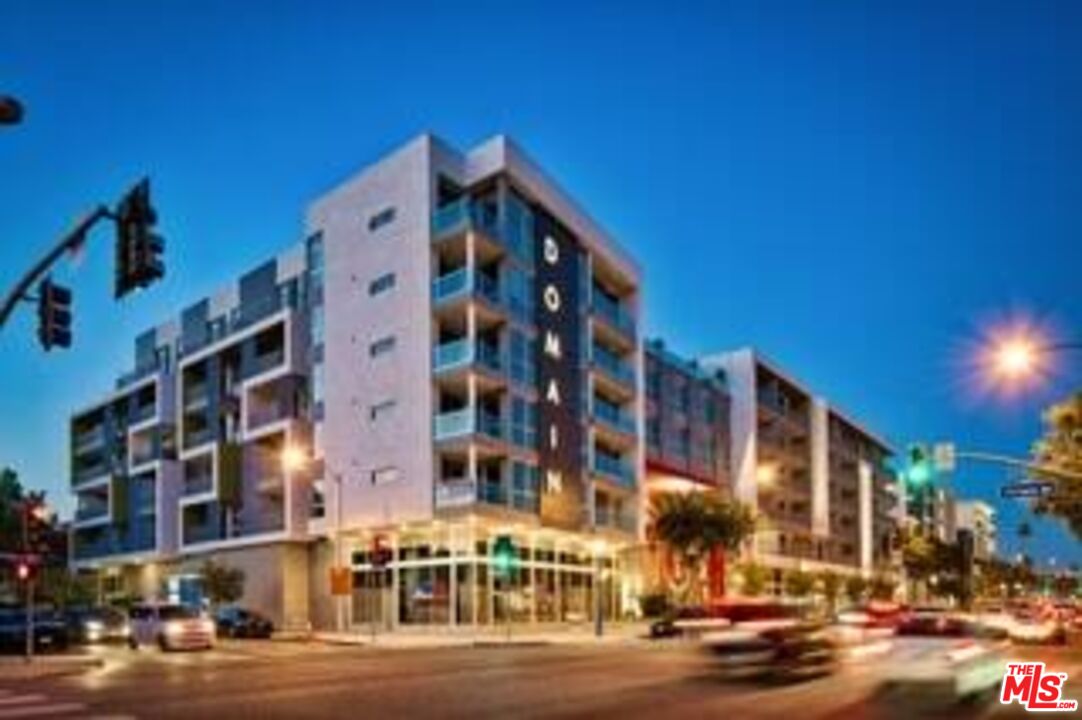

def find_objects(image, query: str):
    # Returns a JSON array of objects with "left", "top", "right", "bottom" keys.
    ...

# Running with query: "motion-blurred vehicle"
[
  {"left": 879, "top": 636, "right": 1003, "bottom": 714},
  {"left": 214, "top": 606, "right": 274, "bottom": 639},
  {"left": 0, "top": 606, "right": 70, "bottom": 653},
  {"left": 896, "top": 607, "right": 970, "bottom": 637},
  {"left": 128, "top": 603, "right": 215, "bottom": 651},
  {"left": 699, "top": 601, "right": 838, "bottom": 681},
  {"left": 1008, "top": 616, "right": 1067, "bottom": 645},
  {"left": 66, "top": 606, "right": 131, "bottom": 644}
]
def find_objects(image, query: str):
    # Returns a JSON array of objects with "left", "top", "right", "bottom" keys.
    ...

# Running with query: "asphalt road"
[{"left": 2, "top": 639, "right": 1080, "bottom": 719}]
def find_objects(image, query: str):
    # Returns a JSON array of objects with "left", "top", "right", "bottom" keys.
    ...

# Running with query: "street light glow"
[
  {"left": 281, "top": 444, "right": 309, "bottom": 473},
  {"left": 992, "top": 337, "right": 1039, "bottom": 379}
]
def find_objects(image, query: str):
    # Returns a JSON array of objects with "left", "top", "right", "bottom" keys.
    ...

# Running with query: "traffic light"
[
  {"left": 36, "top": 277, "right": 72, "bottom": 350},
  {"left": 115, "top": 178, "right": 164, "bottom": 298},
  {"left": 13, "top": 555, "right": 38, "bottom": 583},
  {"left": 905, "top": 443, "right": 933, "bottom": 486},
  {"left": 493, "top": 535, "right": 516, "bottom": 579},
  {"left": 23, "top": 493, "right": 50, "bottom": 553}
]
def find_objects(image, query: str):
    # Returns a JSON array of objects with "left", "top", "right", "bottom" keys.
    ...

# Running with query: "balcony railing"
[
  {"left": 593, "top": 400, "right": 636, "bottom": 436},
  {"left": 591, "top": 295, "right": 636, "bottom": 339},
  {"left": 432, "top": 268, "right": 502, "bottom": 307},
  {"left": 592, "top": 453, "right": 636, "bottom": 488},
  {"left": 432, "top": 197, "right": 501, "bottom": 242},
  {"left": 591, "top": 345, "right": 635, "bottom": 387},
  {"left": 596, "top": 508, "right": 637, "bottom": 534},
  {"left": 73, "top": 426, "right": 106, "bottom": 454},
  {"left": 75, "top": 502, "right": 109, "bottom": 522},
  {"left": 184, "top": 473, "right": 213, "bottom": 496},
  {"left": 435, "top": 479, "right": 476, "bottom": 508},
  {"left": 433, "top": 409, "right": 505, "bottom": 441},
  {"left": 434, "top": 339, "right": 504, "bottom": 375}
]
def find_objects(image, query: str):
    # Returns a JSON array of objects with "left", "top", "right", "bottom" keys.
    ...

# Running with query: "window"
[
  {"left": 311, "top": 307, "right": 324, "bottom": 346},
  {"left": 368, "top": 272, "right": 396, "bottom": 296},
  {"left": 370, "top": 399, "right": 396, "bottom": 421},
  {"left": 367, "top": 207, "right": 396, "bottom": 232},
  {"left": 369, "top": 335, "right": 396, "bottom": 358},
  {"left": 371, "top": 466, "right": 399, "bottom": 485}
]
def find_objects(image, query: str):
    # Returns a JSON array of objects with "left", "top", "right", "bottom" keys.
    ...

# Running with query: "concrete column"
[
  {"left": 449, "top": 555, "right": 458, "bottom": 629},
  {"left": 390, "top": 534, "right": 400, "bottom": 630},
  {"left": 859, "top": 460, "right": 874, "bottom": 576},
  {"left": 529, "top": 541, "right": 537, "bottom": 624}
]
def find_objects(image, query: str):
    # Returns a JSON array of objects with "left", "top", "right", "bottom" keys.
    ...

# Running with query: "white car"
[{"left": 128, "top": 604, "right": 216, "bottom": 651}]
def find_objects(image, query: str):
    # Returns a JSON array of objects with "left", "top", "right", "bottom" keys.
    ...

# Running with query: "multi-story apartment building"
[
  {"left": 702, "top": 349, "right": 897, "bottom": 586},
  {"left": 953, "top": 500, "right": 996, "bottom": 561},
  {"left": 70, "top": 134, "right": 644, "bottom": 630},
  {"left": 641, "top": 339, "right": 732, "bottom": 597},
  {"left": 644, "top": 339, "right": 731, "bottom": 493}
]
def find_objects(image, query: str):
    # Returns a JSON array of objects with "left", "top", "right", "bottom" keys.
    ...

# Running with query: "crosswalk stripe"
[
  {"left": 0, "top": 703, "right": 85, "bottom": 718},
  {"left": 0, "top": 696, "right": 45, "bottom": 707}
]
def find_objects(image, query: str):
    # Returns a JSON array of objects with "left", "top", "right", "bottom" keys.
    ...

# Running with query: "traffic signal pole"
[
  {"left": 21, "top": 503, "right": 35, "bottom": 663},
  {"left": 0, "top": 206, "right": 111, "bottom": 331}
]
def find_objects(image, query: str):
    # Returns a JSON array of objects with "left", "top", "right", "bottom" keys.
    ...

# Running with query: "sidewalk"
[
  {"left": 306, "top": 622, "right": 652, "bottom": 649},
  {"left": 0, "top": 654, "right": 104, "bottom": 680}
]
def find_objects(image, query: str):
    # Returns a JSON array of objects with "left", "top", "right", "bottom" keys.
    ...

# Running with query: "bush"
[{"left": 639, "top": 591, "right": 672, "bottom": 618}]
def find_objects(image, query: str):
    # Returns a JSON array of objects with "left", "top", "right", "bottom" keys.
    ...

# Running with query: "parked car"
[
  {"left": 215, "top": 607, "right": 274, "bottom": 639},
  {"left": 66, "top": 606, "right": 131, "bottom": 644},
  {"left": 0, "top": 606, "right": 70, "bottom": 654},
  {"left": 699, "top": 601, "right": 838, "bottom": 681},
  {"left": 128, "top": 603, "right": 215, "bottom": 651}
]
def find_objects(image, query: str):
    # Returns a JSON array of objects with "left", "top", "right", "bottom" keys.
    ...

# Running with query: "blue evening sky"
[{"left": 2, "top": 1, "right": 1080, "bottom": 564}]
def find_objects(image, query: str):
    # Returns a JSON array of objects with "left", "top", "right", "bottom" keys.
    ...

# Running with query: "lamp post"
[
  {"left": 281, "top": 445, "right": 347, "bottom": 634},
  {"left": 982, "top": 333, "right": 1082, "bottom": 384}
]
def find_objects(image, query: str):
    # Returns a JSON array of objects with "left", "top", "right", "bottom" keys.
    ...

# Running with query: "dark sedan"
[
  {"left": 215, "top": 607, "right": 274, "bottom": 639},
  {"left": 0, "top": 607, "right": 70, "bottom": 653}
]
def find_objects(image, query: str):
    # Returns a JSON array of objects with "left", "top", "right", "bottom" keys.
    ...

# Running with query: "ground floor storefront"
[{"left": 77, "top": 515, "right": 644, "bottom": 633}]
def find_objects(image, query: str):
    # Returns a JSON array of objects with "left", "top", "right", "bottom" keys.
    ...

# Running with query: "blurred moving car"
[
  {"left": 128, "top": 603, "right": 215, "bottom": 651},
  {"left": 896, "top": 607, "right": 970, "bottom": 638},
  {"left": 0, "top": 606, "right": 70, "bottom": 653},
  {"left": 66, "top": 606, "right": 131, "bottom": 644},
  {"left": 879, "top": 636, "right": 1003, "bottom": 714},
  {"left": 1008, "top": 616, "right": 1067, "bottom": 645},
  {"left": 215, "top": 607, "right": 274, "bottom": 639},
  {"left": 699, "top": 601, "right": 838, "bottom": 681}
]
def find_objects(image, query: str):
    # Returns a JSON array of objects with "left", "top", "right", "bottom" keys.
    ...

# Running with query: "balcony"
[
  {"left": 432, "top": 268, "right": 502, "bottom": 309},
  {"left": 183, "top": 473, "right": 213, "bottom": 497},
  {"left": 73, "top": 426, "right": 106, "bottom": 454},
  {"left": 433, "top": 339, "right": 503, "bottom": 375},
  {"left": 183, "top": 381, "right": 209, "bottom": 410},
  {"left": 592, "top": 399, "right": 636, "bottom": 438},
  {"left": 433, "top": 409, "right": 505, "bottom": 442},
  {"left": 432, "top": 197, "right": 501, "bottom": 244},
  {"left": 591, "top": 295, "right": 636, "bottom": 342},
  {"left": 592, "top": 453, "right": 636, "bottom": 488},
  {"left": 74, "top": 499, "right": 109, "bottom": 524},
  {"left": 591, "top": 344, "right": 635, "bottom": 391}
]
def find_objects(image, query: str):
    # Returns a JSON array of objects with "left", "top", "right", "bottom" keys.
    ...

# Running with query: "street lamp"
[
  {"left": 0, "top": 95, "right": 24, "bottom": 125},
  {"left": 280, "top": 444, "right": 347, "bottom": 633},
  {"left": 980, "top": 326, "right": 1081, "bottom": 384}
]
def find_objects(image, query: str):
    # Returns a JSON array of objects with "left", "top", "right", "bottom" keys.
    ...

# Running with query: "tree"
[
  {"left": 845, "top": 576, "right": 868, "bottom": 603},
  {"left": 784, "top": 569, "right": 815, "bottom": 599},
  {"left": 650, "top": 492, "right": 756, "bottom": 605},
  {"left": 869, "top": 574, "right": 897, "bottom": 601},
  {"left": 39, "top": 568, "right": 97, "bottom": 609},
  {"left": 0, "top": 467, "right": 26, "bottom": 552},
  {"left": 1033, "top": 392, "right": 1082, "bottom": 539},
  {"left": 200, "top": 560, "right": 245, "bottom": 609},
  {"left": 818, "top": 570, "right": 842, "bottom": 612},
  {"left": 739, "top": 561, "right": 770, "bottom": 597}
]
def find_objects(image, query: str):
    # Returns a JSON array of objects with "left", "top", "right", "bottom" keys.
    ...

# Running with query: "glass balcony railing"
[
  {"left": 75, "top": 501, "right": 109, "bottom": 522},
  {"left": 183, "top": 475, "right": 213, "bottom": 497},
  {"left": 591, "top": 345, "right": 635, "bottom": 387},
  {"left": 591, "top": 295, "right": 636, "bottom": 339},
  {"left": 593, "top": 453, "right": 636, "bottom": 487},
  {"left": 432, "top": 268, "right": 502, "bottom": 307},
  {"left": 73, "top": 426, "right": 106, "bottom": 453},
  {"left": 593, "top": 400, "right": 636, "bottom": 436},
  {"left": 433, "top": 409, "right": 505, "bottom": 441},
  {"left": 433, "top": 340, "right": 504, "bottom": 374},
  {"left": 432, "top": 197, "right": 501, "bottom": 242}
]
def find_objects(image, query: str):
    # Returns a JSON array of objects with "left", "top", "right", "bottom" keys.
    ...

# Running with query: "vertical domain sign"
[{"left": 534, "top": 209, "right": 584, "bottom": 530}]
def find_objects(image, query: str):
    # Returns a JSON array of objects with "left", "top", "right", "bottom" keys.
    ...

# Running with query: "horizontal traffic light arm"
[
  {"left": 0, "top": 205, "right": 111, "bottom": 330},
  {"left": 954, "top": 449, "right": 1082, "bottom": 483}
]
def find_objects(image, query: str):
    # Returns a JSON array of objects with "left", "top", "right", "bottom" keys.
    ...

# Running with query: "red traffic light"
[{"left": 16, "top": 561, "right": 30, "bottom": 582}]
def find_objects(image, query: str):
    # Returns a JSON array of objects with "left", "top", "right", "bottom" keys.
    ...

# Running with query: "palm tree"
[{"left": 651, "top": 492, "right": 756, "bottom": 605}]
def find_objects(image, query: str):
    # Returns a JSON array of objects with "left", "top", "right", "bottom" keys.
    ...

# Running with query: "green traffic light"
[{"left": 907, "top": 462, "right": 932, "bottom": 485}]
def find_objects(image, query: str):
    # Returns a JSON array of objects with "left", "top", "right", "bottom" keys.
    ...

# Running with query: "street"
[{"left": 2, "top": 640, "right": 1081, "bottom": 719}]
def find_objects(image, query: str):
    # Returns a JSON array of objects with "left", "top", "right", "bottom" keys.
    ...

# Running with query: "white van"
[{"left": 128, "top": 603, "right": 215, "bottom": 651}]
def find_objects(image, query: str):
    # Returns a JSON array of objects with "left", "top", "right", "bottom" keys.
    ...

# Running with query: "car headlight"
[
  {"left": 164, "top": 621, "right": 185, "bottom": 637},
  {"left": 84, "top": 619, "right": 104, "bottom": 633},
  {"left": 201, "top": 619, "right": 216, "bottom": 634},
  {"left": 120, "top": 623, "right": 131, "bottom": 637}
]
